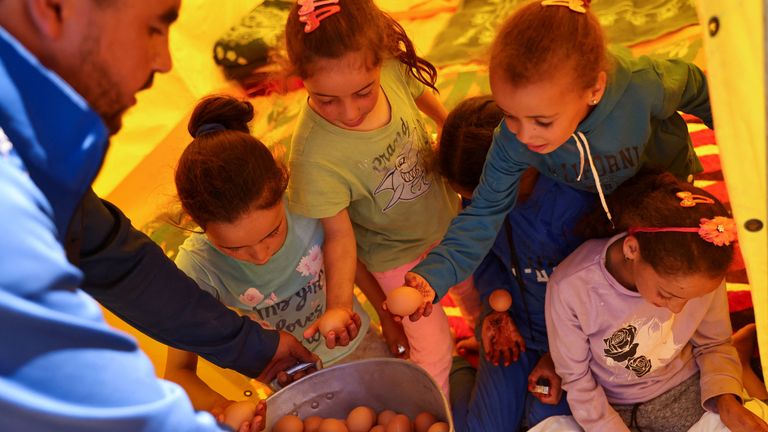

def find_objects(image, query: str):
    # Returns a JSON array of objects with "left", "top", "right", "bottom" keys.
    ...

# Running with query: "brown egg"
[
  {"left": 426, "top": 422, "right": 449, "bottom": 432},
  {"left": 318, "top": 418, "right": 348, "bottom": 432},
  {"left": 318, "top": 309, "right": 350, "bottom": 335},
  {"left": 370, "top": 426, "right": 385, "bottom": 432},
  {"left": 273, "top": 414, "right": 304, "bottom": 432},
  {"left": 489, "top": 289, "right": 512, "bottom": 312},
  {"left": 377, "top": 409, "right": 397, "bottom": 426},
  {"left": 413, "top": 412, "right": 437, "bottom": 432},
  {"left": 346, "top": 406, "right": 376, "bottom": 432},
  {"left": 386, "top": 286, "right": 423, "bottom": 316},
  {"left": 222, "top": 401, "right": 257, "bottom": 430},
  {"left": 385, "top": 414, "right": 412, "bottom": 432},
  {"left": 304, "top": 415, "right": 323, "bottom": 432}
]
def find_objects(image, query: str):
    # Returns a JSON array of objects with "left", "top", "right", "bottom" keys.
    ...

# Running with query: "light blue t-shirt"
[{"left": 175, "top": 210, "right": 369, "bottom": 365}]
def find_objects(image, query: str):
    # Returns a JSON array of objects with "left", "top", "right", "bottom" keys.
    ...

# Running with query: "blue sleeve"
[
  {"left": 412, "top": 126, "right": 528, "bottom": 298},
  {"left": 0, "top": 167, "right": 226, "bottom": 431},
  {"left": 75, "top": 190, "right": 279, "bottom": 377}
]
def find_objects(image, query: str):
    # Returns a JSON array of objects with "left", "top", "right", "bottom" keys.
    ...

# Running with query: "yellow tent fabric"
[{"left": 697, "top": 0, "right": 768, "bottom": 379}]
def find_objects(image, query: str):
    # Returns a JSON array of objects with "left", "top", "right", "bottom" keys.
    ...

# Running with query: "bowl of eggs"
[{"left": 265, "top": 358, "right": 453, "bottom": 432}]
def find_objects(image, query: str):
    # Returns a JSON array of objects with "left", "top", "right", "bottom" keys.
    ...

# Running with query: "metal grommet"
[
  {"left": 243, "top": 390, "right": 252, "bottom": 397},
  {"left": 708, "top": 16, "right": 720, "bottom": 37},
  {"left": 744, "top": 219, "right": 764, "bottom": 232}
]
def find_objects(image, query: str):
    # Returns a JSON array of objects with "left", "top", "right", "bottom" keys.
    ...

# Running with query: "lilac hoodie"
[{"left": 545, "top": 234, "right": 742, "bottom": 431}]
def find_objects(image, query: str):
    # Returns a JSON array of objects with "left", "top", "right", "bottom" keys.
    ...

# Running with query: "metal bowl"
[{"left": 265, "top": 358, "right": 453, "bottom": 430}]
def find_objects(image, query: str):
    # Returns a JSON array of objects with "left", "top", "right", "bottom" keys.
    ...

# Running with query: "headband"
[
  {"left": 298, "top": 0, "right": 340, "bottom": 33},
  {"left": 627, "top": 191, "right": 736, "bottom": 246},
  {"left": 628, "top": 217, "right": 737, "bottom": 247}
]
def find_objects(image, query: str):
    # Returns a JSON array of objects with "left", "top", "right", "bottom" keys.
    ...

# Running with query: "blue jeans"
[{"left": 450, "top": 351, "right": 571, "bottom": 432}]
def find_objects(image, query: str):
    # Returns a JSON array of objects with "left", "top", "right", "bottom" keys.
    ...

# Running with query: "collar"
[{"left": 0, "top": 27, "right": 108, "bottom": 238}]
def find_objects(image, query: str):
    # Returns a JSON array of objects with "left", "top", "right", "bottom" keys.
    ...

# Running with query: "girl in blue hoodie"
[
  {"left": 396, "top": 0, "right": 713, "bottom": 313},
  {"left": 440, "top": 96, "right": 597, "bottom": 432}
]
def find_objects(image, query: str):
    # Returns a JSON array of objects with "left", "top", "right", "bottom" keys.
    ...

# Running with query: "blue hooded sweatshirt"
[
  {"left": 415, "top": 49, "right": 711, "bottom": 297},
  {"left": 0, "top": 27, "right": 235, "bottom": 431}
]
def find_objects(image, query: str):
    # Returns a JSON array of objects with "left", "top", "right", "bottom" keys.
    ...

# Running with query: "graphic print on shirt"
[
  {"left": 374, "top": 117, "right": 431, "bottom": 211},
  {"left": 544, "top": 145, "right": 643, "bottom": 193},
  {"left": 602, "top": 316, "right": 682, "bottom": 378},
  {"left": 245, "top": 244, "right": 327, "bottom": 345}
]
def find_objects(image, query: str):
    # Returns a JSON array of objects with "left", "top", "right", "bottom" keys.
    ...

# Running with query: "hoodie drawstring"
[{"left": 572, "top": 131, "right": 614, "bottom": 228}]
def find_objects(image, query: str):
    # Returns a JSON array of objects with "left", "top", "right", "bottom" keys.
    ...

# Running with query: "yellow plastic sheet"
[{"left": 698, "top": 0, "right": 768, "bottom": 379}]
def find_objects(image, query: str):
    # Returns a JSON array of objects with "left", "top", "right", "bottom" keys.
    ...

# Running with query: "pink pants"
[{"left": 372, "top": 254, "right": 454, "bottom": 397}]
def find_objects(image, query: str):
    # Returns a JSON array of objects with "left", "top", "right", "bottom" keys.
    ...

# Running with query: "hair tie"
[
  {"left": 541, "top": 0, "right": 586, "bottom": 13},
  {"left": 195, "top": 123, "right": 226, "bottom": 137},
  {"left": 298, "top": 0, "right": 340, "bottom": 33},
  {"left": 628, "top": 216, "right": 737, "bottom": 247}
]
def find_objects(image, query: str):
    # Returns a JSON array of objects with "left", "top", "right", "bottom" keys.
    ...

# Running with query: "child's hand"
[
  {"left": 716, "top": 394, "right": 768, "bottom": 432},
  {"left": 380, "top": 312, "right": 410, "bottom": 359},
  {"left": 481, "top": 311, "right": 525, "bottom": 366},
  {"left": 304, "top": 308, "right": 362, "bottom": 349},
  {"left": 219, "top": 400, "right": 267, "bottom": 432},
  {"left": 527, "top": 352, "right": 563, "bottom": 405},
  {"left": 395, "top": 272, "right": 436, "bottom": 322}
]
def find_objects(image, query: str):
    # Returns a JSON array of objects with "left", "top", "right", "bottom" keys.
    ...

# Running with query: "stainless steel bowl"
[{"left": 265, "top": 358, "right": 453, "bottom": 430}]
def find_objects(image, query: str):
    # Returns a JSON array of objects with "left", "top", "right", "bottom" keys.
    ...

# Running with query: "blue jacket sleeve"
[
  {"left": 0, "top": 167, "right": 227, "bottom": 431},
  {"left": 74, "top": 189, "right": 279, "bottom": 377},
  {"left": 412, "top": 129, "right": 528, "bottom": 298}
]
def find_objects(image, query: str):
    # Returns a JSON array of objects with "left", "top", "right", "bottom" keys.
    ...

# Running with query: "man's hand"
[
  {"left": 256, "top": 331, "right": 318, "bottom": 385},
  {"left": 716, "top": 394, "right": 768, "bottom": 432},
  {"left": 527, "top": 352, "right": 563, "bottom": 405},
  {"left": 389, "top": 272, "right": 436, "bottom": 322},
  {"left": 481, "top": 311, "right": 525, "bottom": 366}
]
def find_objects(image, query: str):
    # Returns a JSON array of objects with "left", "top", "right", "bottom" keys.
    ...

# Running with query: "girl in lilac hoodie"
[{"left": 545, "top": 172, "right": 767, "bottom": 432}]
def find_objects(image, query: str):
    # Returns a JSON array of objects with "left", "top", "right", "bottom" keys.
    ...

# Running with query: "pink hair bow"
[{"left": 298, "top": 0, "right": 340, "bottom": 33}]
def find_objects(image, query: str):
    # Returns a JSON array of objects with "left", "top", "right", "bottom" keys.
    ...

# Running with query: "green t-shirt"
[
  {"left": 287, "top": 60, "right": 459, "bottom": 272},
  {"left": 174, "top": 210, "right": 368, "bottom": 366}
]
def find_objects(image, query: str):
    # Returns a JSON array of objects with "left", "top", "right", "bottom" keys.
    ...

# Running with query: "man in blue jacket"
[{"left": 0, "top": 0, "right": 315, "bottom": 429}]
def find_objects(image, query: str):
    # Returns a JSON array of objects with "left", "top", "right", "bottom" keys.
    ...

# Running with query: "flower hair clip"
[
  {"left": 541, "top": 0, "right": 587, "bottom": 13},
  {"left": 628, "top": 216, "right": 738, "bottom": 247},
  {"left": 298, "top": 0, "right": 340, "bottom": 33},
  {"left": 676, "top": 191, "right": 715, "bottom": 207},
  {"left": 698, "top": 216, "right": 737, "bottom": 246}
]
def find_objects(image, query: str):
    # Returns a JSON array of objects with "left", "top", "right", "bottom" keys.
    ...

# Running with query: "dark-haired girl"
[
  {"left": 166, "top": 95, "right": 392, "bottom": 420},
  {"left": 546, "top": 172, "right": 768, "bottom": 431}
]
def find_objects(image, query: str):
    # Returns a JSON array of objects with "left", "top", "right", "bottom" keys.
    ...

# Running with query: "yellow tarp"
[{"left": 697, "top": 0, "right": 768, "bottom": 379}]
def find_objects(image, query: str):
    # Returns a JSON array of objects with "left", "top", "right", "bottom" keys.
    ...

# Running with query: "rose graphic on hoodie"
[{"left": 603, "top": 324, "right": 639, "bottom": 362}]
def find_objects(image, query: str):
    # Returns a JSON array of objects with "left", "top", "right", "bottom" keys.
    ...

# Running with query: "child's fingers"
[
  {"left": 324, "top": 330, "right": 337, "bottom": 349},
  {"left": 303, "top": 321, "right": 319, "bottom": 340}
]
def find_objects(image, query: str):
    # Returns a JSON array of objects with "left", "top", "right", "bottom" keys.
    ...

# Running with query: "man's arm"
[{"left": 73, "top": 189, "right": 279, "bottom": 377}]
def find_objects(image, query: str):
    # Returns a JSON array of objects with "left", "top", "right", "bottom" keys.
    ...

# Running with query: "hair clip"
[
  {"left": 628, "top": 216, "right": 737, "bottom": 247},
  {"left": 698, "top": 216, "right": 737, "bottom": 246},
  {"left": 676, "top": 191, "right": 715, "bottom": 207},
  {"left": 540, "top": 0, "right": 586, "bottom": 13},
  {"left": 298, "top": 0, "right": 340, "bottom": 33}
]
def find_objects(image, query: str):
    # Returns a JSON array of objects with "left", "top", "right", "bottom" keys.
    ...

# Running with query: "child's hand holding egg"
[
  {"left": 305, "top": 308, "right": 361, "bottom": 349},
  {"left": 489, "top": 289, "right": 512, "bottom": 312},
  {"left": 222, "top": 400, "right": 265, "bottom": 431},
  {"left": 385, "top": 286, "right": 424, "bottom": 317}
]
